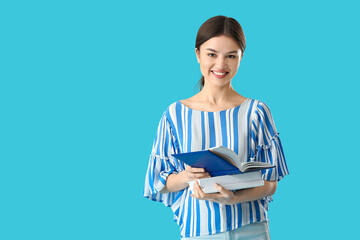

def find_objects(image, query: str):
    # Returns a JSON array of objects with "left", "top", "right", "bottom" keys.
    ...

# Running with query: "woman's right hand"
[
  {"left": 160, "top": 165, "right": 210, "bottom": 193},
  {"left": 181, "top": 165, "right": 210, "bottom": 182}
]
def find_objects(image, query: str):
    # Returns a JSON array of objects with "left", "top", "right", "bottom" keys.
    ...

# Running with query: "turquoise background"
[{"left": 1, "top": 0, "right": 359, "bottom": 239}]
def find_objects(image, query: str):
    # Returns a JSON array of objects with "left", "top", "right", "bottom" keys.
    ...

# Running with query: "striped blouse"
[{"left": 143, "top": 98, "right": 289, "bottom": 238}]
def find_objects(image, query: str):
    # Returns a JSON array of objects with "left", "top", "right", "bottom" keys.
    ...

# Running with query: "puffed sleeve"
[
  {"left": 250, "top": 101, "right": 289, "bottom": 182},
  {"left": 143, "top": 111, "right": 179, "bottom": 207}
]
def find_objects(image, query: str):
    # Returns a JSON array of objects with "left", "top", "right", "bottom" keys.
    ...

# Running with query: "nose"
[{"left": 215, "top": 57, "right": 227, "bottom": 69}]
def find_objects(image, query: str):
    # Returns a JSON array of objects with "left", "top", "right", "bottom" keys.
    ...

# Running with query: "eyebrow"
[{"left": 205, "top": 48, "right": 239, "bottom": 54}]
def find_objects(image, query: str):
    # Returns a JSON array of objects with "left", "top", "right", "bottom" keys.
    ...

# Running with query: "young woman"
[{"left": 144, "top": 15, "right": 289, "bottom": 240}]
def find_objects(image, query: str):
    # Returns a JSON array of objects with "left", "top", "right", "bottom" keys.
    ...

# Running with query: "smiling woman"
[
  {"left": 143, "top": 15, "right": 289, "bottom": 240},
  {"left": 195, "top": 16, "right": 246, "bottom": 91},
  {"left": 195, "top": 35, "right": 242, "bottom": 90}
]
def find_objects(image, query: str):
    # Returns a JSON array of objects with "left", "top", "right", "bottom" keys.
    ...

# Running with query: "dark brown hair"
[{"left": 195, "top": 15, "right": 246, "bottom": 91}]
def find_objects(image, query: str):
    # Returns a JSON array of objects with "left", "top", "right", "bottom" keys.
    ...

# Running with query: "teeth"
[{"left": 213, "top": 71, "right": 227, "bottom": 76}]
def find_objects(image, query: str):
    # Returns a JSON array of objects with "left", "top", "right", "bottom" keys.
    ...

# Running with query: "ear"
[{"left": 195, "top": 48, "right": 200, "bottom": 63}]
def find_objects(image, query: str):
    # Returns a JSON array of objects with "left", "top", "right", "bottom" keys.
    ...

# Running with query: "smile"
[{"left": 211, "top": 70, "right": 229, "bottom": 78}]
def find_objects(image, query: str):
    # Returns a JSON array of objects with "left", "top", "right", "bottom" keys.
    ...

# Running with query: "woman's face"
[{"left": 196, "top": 35, "right": 242, "bottom": 88}]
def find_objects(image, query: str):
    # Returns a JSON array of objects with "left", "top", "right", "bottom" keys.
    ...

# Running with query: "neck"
[{"left": 198, "top": 82, "right": 237, "bottom": 105}]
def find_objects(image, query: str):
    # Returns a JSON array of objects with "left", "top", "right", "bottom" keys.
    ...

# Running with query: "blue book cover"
[{"left": 172, "top": 150, "right": 242, "bottom": 177}]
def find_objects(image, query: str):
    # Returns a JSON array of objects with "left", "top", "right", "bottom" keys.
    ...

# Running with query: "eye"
[
  {"left": 227, "top": 55, "right": 237, "bottom": 59},
  {"left": 208, "top": 53, "right": 216, "bottom": 57}
]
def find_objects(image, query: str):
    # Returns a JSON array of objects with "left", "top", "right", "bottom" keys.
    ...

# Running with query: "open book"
[
  {"left": 172, "top": 146, "right": 275, "bottom": 193},
  {"left": 172, "top": 146, "right": 274, "bottom": 177}
]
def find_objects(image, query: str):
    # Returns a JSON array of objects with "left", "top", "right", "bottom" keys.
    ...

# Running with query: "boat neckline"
[{"left": 176, "top": 98, "right": 250, "bottom": 113}]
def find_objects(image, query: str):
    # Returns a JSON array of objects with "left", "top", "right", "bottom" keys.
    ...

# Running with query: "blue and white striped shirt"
[{"left": 144, "top": 98, "right": 289, "bottom": 238}]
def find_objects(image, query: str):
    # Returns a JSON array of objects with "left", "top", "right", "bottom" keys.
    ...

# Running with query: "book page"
[
  {"left": 201, "top": 180, "right": 264, "bottom": 193},
  {"left": 209, "top": 146, "right": 241, "bottom": 168},
  {"left": 239, "top": 162, "right": 275, "bottom": 172},
  {"left": 187, "top": 172, "right": 263, "bottom": 193}
]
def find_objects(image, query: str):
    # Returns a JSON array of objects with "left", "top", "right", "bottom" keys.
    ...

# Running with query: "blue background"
[{"left": 1, "top": 0, "right": 359, "bottom": 239}]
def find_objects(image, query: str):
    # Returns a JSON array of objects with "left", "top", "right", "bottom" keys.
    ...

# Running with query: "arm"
[
  {"left": 160, "top": 166, "right": 210, "bottom": 194},
  {"left": 233, "top": 180, "right": 277, "bottom": 202},
  {"left": 190, "top": 180, "right": 277, "bottom": 205}
]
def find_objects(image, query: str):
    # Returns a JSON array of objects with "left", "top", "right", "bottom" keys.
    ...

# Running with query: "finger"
[
  {"left": 189, "top": 172, "right": 210, "bottom": 179},
  {"left": 215, "top": 183, "right": 231, "bottom": 197},
  {"left": 194, "top": 181, "right": 206, "bottom": 198},
  {"left": 191, "top": 182, "right": 200, "bottom": 198},
  {"left": 191, "top": 172, "right": 210, "bottom": 177},
  {"left": 190, "top": 167, "right": 206, "bottom": 173},
  {"left": 185, "top": 165, "right": 207, "bottom": 174},
  {"left": 199, "top": 174, "right": 211, "bottom": 179},
  {"left": 190, "top": 192, "right": 198, "bottom": 198}
]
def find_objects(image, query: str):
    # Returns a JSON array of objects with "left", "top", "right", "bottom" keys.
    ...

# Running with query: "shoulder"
[
  {"left": 248, "top": 98, "right": 272, "bottom": 112},
  {"left": 250, "top": 99, "right": 278, "bottom": 131},
  {"left": 156, "top": 101, "right": 180, "bottom": 125},
  {"left": 248, "top": 99, "right": 275, "bottom": 122},
  {"left": 165, "top": 100, "right": 179, "bottom": 115}
]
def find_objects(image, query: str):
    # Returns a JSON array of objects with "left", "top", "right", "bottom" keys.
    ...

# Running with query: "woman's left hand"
[{"left": 190, "top": 181, "right": 238, "bottom": 205}]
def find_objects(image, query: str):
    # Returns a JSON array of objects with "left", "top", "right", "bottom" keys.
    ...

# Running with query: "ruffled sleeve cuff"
[
  {"left": 257, "top": 133, "right": 289, "bottom": 182},
  {"left": 143, "top": 154, "right": 178, "bottom": 207}
]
